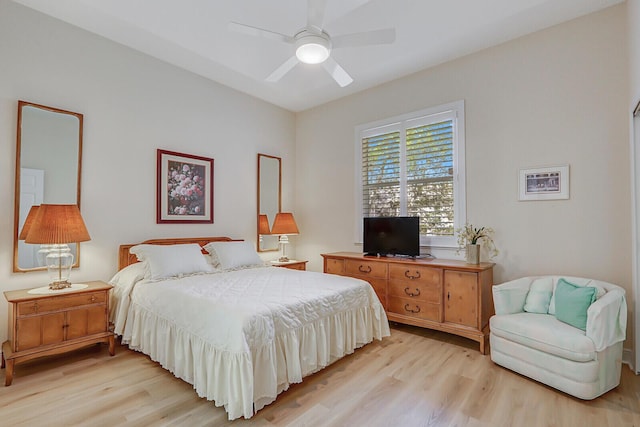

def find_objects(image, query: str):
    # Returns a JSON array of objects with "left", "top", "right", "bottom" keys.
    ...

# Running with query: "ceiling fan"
[{"left": 228, "top": 0, "right": 396, "bottom": 87}]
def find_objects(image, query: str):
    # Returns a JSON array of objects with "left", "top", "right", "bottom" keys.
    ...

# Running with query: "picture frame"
[
  {"left": 157, "top": 149, "right": 214, "bottom": 223},
  {"left": 518, "top": 165, "right": 569, "bottom": 201}
]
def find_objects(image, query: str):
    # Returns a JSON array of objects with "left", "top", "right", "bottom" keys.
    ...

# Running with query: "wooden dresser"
[
  {"left": 1, "top": 281, "right": 115, "bottom": 385},
  {"left": 322, "top": 252, "right": 494, "bottom": 354}
]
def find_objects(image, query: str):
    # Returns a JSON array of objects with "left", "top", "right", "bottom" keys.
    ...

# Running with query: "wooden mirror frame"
[
  {"left": 13, "top": 101, "right": 83, "bottom": 272},
  {"left": 257, "top": 154, "right": 281, "bottom": 252}
]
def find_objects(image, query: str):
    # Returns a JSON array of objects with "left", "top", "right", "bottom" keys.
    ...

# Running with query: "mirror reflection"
[
  {"left": 257, "top": 154, "right": 281, "bottom": 252},
  {"left": 14, "top": 101, "right": 83, "bottom": 272}
]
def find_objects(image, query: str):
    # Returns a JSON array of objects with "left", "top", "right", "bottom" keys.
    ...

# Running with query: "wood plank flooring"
[{"left": 1, "top": 323, "right": 639, "bottom": 426}]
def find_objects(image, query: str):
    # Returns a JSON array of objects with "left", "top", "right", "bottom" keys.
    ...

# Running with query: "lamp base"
[
  {"left": 278, "top": 256, "right": 290, "bottom": 262},
  {"left": 49, "top": 280, "right": 72, "bottom": 290}
]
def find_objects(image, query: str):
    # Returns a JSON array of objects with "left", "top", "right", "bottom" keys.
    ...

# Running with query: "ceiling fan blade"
[
  {"left": 307, "top": 0, "right": 328, "bottom": 32},
  {"left": 228, "top": 21, "right": 294, "bottom": 44},
  {"left": 322, "top": 56, "right": 353, "bottom": 87},
  {"left": 266, "top": 56, "right": 299, "bottom": 82},
  {"left": 332, "top": 28, "right": 396, "bottom": 49}
]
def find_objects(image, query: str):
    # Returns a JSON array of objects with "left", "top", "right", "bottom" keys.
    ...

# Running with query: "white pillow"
[
  {"left": 523, "top": 277, "right": 553, "bottom": 314},
  {"left": 129, "top": 243, "right": 214, "bottom": 280},
  {"left": 203, "top": 241, "right": 263, "bottom": 270},
  {"left": 109, "top": 262, "right": 147, "bottom": 289}
]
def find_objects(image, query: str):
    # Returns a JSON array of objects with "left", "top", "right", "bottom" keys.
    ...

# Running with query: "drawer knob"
[
  {"left": 404, "top": 303, "right": 421, "bottom": 314},
  {"left": 358, "top": 265, "right": 372, "bottom": 274},
  {"left": 404, "top": 270, "right": 421, "bottom": 280},
  {"left": 90, "top": 296, "right": 97, "bottom": 302},
  {"left": 404, "top": 287, "right": 421, "bottom": 297}
]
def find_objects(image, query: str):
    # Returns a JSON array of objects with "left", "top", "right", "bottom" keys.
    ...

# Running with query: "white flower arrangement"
[{"left": 455, "top": 223, "right": 499, "bottom": 259}]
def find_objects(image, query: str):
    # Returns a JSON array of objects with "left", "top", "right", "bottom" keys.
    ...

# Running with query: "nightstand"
[
  {"left": 271, "top": 260, "right": 308, "bottom": 271},
  {"left": 1, "top": 280, "right": 115, "bottom": 386}
]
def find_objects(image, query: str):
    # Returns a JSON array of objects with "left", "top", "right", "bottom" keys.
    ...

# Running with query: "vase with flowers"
[{"left": 456, "top": 223, "right": 498, "bottom": 264}]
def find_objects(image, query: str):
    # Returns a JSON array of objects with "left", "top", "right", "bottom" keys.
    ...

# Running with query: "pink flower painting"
[{"left": 167, "top": 160, "right": 206, "bottom": 216}]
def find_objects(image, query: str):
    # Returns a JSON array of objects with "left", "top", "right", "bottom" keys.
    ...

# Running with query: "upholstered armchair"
[{"left": 490, "top": 276, "right": 627, "bottom": 399}]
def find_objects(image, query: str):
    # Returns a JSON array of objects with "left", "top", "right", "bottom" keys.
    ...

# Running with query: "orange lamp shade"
[
  {"left": 258, "top": 214, "right": 271, "bottom": 235},
  {"left": 18, "top": 205, "right": 40, "bottom": 240},
  {"left": 271, "top": 212, "right": 299, "bottom": 235},
  {"left": 24, "top": 204, "right": 91, "bottom": 244}
]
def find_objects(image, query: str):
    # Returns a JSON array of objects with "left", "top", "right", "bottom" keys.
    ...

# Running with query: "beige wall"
[
  {"left": 296, "top": 6, "right": 631, "bottom": 345},
  {"left": 0, "top": 2, "right": 295, "bottom": 342}
]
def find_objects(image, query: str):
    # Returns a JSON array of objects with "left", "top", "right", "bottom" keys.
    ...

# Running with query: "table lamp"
[
  {"left": 23, "top": 204, "right": 91, "bottom": 290},
  {"left": 270, "top": 212, "right": 299, "bottom": 262}
]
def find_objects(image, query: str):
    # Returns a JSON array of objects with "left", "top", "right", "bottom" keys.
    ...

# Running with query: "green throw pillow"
[{"left": 554, "top": 278, "right": 597, "bottom": 330}]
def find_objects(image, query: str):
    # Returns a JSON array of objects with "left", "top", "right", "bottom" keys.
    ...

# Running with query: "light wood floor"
[{"left": 1, "top": 324, "right": 639, "bottom": 426}]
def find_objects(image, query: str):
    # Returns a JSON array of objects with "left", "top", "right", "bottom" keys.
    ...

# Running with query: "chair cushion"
[{"left": 490, "top": 312, "right": 596, "bottom": 362}]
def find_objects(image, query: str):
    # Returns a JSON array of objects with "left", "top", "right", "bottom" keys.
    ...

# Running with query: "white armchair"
[{"left": 490, "top": 276, "right": 627, "bottom": 399}]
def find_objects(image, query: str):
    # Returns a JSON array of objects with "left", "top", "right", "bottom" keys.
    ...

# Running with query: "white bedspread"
[{"left": 110, "top": 266, "right": 389, "bottom": 420}]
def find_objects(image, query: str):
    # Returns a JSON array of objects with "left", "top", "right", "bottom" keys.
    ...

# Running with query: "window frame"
[{"left": 354, "top": 100, "right": 466, "bottom": 248}]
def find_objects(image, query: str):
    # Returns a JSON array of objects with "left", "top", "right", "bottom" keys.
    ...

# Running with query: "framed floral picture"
[{"left": 157, "top": 149, "right": 214, "bottom": 223}]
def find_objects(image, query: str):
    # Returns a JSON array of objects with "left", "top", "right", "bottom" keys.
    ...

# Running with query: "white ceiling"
[{"left": 13, "top": 0, "right": 624, "bottom": 112}]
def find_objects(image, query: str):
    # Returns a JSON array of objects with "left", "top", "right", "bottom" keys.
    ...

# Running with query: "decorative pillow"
[
  {"left": 554, "top": 278, "right": 597, "bottom": 330},
  {"left": 203, "top": 241, "right": 263, "bottom": 270},
  {"left": 523, "top": 277, "right": 553, "bottom": 314},
  {"left": 549, "top": 279, "right": 606, "bottom": 315},
  {"left": 129, "top": 243, "right": 214, "bottom": 280}
]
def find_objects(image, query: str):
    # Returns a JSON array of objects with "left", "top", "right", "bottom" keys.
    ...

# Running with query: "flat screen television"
[{"left": 363, "top": 216, "right": 420, "bottom": 257}]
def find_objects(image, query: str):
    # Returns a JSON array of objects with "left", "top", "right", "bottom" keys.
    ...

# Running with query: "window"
[{"left": 355, "top": 101, "right": 465, "bottom": 247}]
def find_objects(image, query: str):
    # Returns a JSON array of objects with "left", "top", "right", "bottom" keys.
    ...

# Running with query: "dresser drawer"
[
  {"left": 389, "top": 264, "right": 441, "bottom": 285},
  {"left": 325, "top": 258, "right": 345, "bottom": 275},
  {"left": 387, "top": 297, "right": 440, "bottom": 322},
  {"left": 17, "top": 291, "right": 107, "bottom": 316},
  {"left": 388, "top": 280, "right": 440, "bottom": 303},
  {"left": 345, "top": 259, "right": 388, "bottom": 279}
]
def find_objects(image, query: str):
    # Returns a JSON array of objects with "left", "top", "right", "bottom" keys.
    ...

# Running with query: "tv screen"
[{"left": 363, "top": 217, "right": 420, "bottom": 257}]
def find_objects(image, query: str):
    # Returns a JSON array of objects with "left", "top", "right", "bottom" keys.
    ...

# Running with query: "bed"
[{"left": 110, "top": 237, "right": 390, "bottom": 420}]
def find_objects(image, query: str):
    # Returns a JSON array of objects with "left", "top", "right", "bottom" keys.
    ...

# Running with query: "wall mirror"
[
  {"left": 13, "top": 101, "right": 83, "bottom": 272},
  {"left": 257, "top": 153, "right": 281, "bottom": 252}
]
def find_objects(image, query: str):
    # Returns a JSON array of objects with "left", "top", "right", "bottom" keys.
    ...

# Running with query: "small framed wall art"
[
  {"left": 157, "top": 149, "right": 214, "bottom": 223},
  {"left": 518, "top": 165, "right": 569, "bottom": 201}
]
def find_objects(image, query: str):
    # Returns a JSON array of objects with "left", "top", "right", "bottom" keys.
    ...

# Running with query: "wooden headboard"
[{"left": 118, "top": 236, "right": 239, "bottom": 271}]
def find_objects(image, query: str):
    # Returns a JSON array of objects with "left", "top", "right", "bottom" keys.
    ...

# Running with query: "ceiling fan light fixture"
[{"left": 295, "top": 34, "right": 330, "bottom": 64}]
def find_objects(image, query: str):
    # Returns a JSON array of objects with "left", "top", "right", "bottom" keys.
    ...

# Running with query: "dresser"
[
  {"left": 1, "top": 281, "right": 115, "bottom": 385},
  {"left": 322, "top": 252, "right": 494, "bottom": 354}
]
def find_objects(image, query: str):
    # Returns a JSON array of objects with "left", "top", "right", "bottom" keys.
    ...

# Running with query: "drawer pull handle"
[
  {"left": 90, "top": 296, "right": 97, "bottom": 302},
  {"left": 404, "top": 304, "right": 421, "bottom": 314},
  {"left": 33, "top": 302, "right": 39, "bottom": 313},
  {"left": 358, "top": 265, "right": 372, "bottom": 274},
  {"left": 404, "top": 287, "right": 421, "bottom": 297},
  {"left": 404, "top": 270, "right": 421, "bottom": 280}
]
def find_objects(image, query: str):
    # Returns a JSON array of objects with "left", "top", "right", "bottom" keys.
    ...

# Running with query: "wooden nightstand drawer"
[
  {"left": 17, "top": 291, "right": 106, "bottom": 316},
  {"left": 272, "top": 260, "right": 308, "bottom": 270}
]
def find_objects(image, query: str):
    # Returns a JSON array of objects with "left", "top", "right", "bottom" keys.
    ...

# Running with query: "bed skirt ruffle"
[{"left": 121, "top": 301, "right": 390, "bottom": 420}]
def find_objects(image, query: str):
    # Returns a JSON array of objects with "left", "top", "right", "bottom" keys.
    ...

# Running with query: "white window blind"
[{"left": 356, "top": 101, "right": 465, "bottom": 247}]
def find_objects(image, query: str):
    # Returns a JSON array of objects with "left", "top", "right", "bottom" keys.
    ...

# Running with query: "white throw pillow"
[
  {"left": 130, "top": 243, "right": 214, "bottom": 280},
  {"left": 523, "top": 277, "right": 553, "bottom": 314},
  {"left": 203, "top": 241, "right": 263, "bottom": 270}
]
